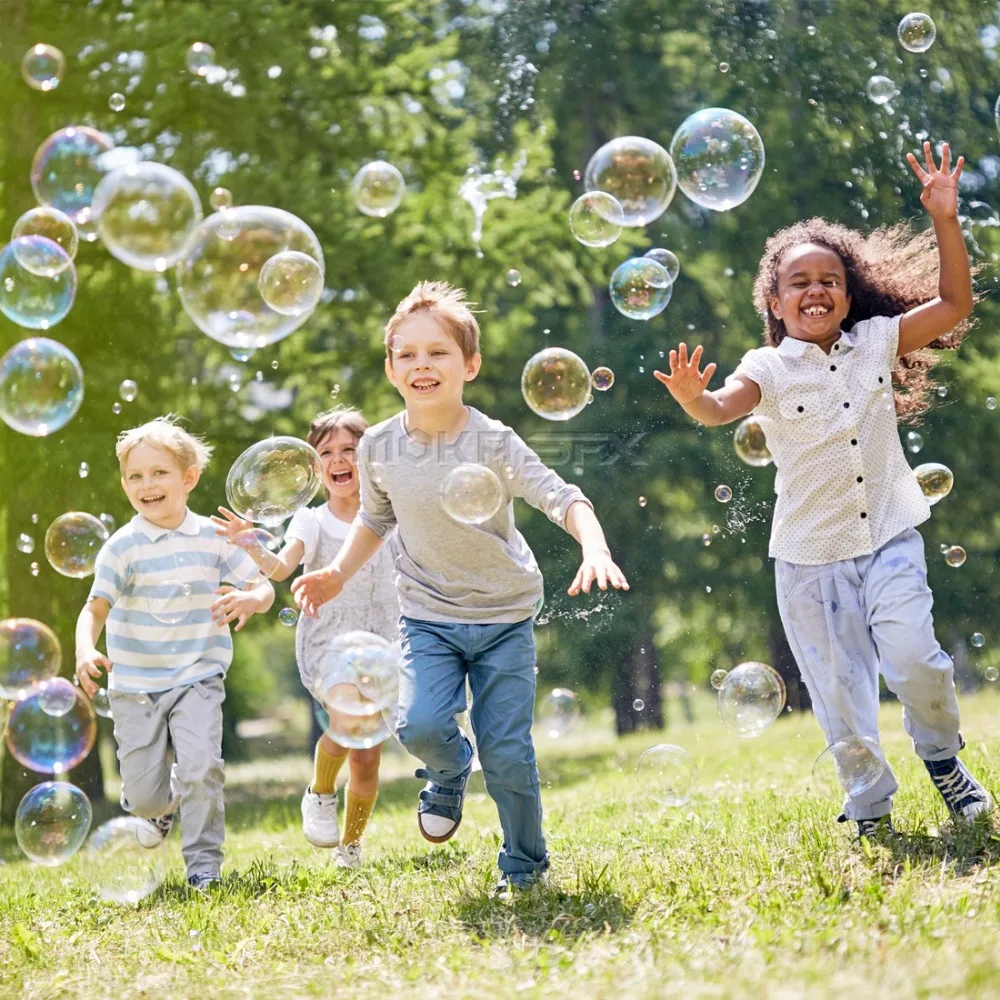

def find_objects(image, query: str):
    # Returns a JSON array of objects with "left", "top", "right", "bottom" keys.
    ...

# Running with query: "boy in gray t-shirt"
[{"left": 293, "top": 281, "right": 628, "bottom": 894}]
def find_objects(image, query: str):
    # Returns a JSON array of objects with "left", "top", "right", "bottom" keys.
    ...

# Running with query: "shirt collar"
[
  {"left": 131, "top": 508, "right": 200, "bottom": 541},
  {"left": 777, "top": 333, "right": 853, "bottom": 359}
]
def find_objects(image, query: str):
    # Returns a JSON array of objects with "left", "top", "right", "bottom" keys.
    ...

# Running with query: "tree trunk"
[
  {"left": 612, "top": 626, "right": 662, "bottom": 734},
  {"left": 769, "top": 618, "right": 811, "bottom": 712}
]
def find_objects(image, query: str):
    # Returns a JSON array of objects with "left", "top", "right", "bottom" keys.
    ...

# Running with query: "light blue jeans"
[{"left": 396, "top": 616, "right": 549, "bottom": 876}]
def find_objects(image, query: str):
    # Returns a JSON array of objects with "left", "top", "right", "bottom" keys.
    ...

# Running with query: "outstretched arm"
[
  {"left": 654, "top": 343, "right": 761, "bottom": 426},
  {"left": 898, "top": 141, "right": 974, "bottom": 357},
  {"left": 565, "top": 501, "right": 629, "bottom": 596}
]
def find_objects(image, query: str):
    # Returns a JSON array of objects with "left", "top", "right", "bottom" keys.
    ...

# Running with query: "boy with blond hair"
[
  {"left": 75, "top": 415, "right": 274, "bottom": 891},
  {"left": 293, "top": 282, "right": 628, "bottom": 894}
]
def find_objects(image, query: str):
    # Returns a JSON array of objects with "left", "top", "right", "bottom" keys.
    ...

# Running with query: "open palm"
[{"left": 906, "top": 141, "right": 963, "bottom": 221}]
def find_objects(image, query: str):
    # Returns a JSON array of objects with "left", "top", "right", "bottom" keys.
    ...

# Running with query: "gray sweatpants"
[{"left": 109, "top": 676, "right": 226, "bottom": 877}]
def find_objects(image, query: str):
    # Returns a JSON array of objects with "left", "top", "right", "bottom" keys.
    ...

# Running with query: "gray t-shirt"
[{"left": 357, "top": 406, "right": 591, "bottom": 624}]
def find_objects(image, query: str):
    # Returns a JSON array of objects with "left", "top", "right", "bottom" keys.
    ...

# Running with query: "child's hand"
[
  {"left": 75, "top": 650, "right": 112, "bottom": 698},
  {"left": 211, "top": 585, "right": 261, "bottom": 632},
  {"left": 568, "top": 547, "right": 630, "bottom": 596},
  {"left": 654, "top": 343, "right": 717, "bottom": 404},
  {"left": 907, "top": 140, "right": 963, "bottom": 222},
  {"left": 210, "top": 506, "right": 254, "bottom": 542},
  {"left": 291, "top": 566, "right": 344, "bottom": 618}
]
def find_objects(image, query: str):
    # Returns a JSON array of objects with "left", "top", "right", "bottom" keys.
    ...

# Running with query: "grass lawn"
[{"left": 4, "top": 689, "right": 1000, "bottom": 998}]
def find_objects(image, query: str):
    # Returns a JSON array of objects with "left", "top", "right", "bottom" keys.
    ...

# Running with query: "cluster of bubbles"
[
  {"left": 521, "top": 347, "right": 591, "bottom": 421},
  {"left": 226, "top": 436, "right": 323, "bottom": 526},
  {"left": 537, "top": 688, "right": 580, "bottom": 738},
  {"left": 440, "top": 464, "right": 504, "bottom": 525}
]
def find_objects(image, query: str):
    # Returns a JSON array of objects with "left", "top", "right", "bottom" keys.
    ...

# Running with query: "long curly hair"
[{"left": 751, "top": 218, "right": 977, "bottom": 423}]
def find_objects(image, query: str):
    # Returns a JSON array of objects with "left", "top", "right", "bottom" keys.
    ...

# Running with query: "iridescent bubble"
[
  {"left": 609, "top": 258, "right": 672, "bottom": 321},
  {"left": 913, "top": 462, "right": 953, "bottom": 505},
  {"left": 441, "top": 464, "right": 504, "bottom": 525},
  {"left": 568, "top": 192, "right": 624, "bottom": 247},
  {"left": 177, "top": 206, "right": 324, "bottom": 350},
  {"left": 987, "top": 667, "right": 999, "bottom": 683},
  {"left": 6, "top": 681, "right": 96, "bottom": 774},
  {"left": 866, "top": 75, "right": 898, "bottom": 105},
  {"left": 670, "top": 108, "right": 766, "bottom": 212},
  {"left": 44, "top": 513, "right": 108, "bottom": 578},
  {"left": 635, "top": 744, "right": 697, "bottom": 806},
  {"left": 258, "top": 251, "right": 324, "bottom": 317},
  {"left": 506, "top": 268, "right": 522, "bottom": 287},
  {"left": 15, "top": 782, "right": 92, "bottom": 866},
  {"left": 0, "top": 338, "right": 84, "bottom": 437},
  {"left": 12, "top": 207, "right": 78, "bottom": 269},
  {"left": 39, "top": 678, "right": 77, "bottom": 718},
  {"left": 112, "top": 402, "right": 122, "bottom": 415},
  {"left": 278, "top": 607, "right": 298, "bottom": 627},
  {"left": 710, "top": 668, "right": 728, "bottom": 690},
  {"left": 21, "top": 44, "right": 66, "bottom": 92},
  {"left": 108, "top": 92, "right": 126, "bottom": 112},
  {"left": 591, "top": 366, "right": 615, "bottom": 391},
  {"left": 186, "top": 42, "right": 217, "bottom": 77},
  {"left": 905, "top": 430, "right": 924, "bottom": 453},
  {"left": 812, "top": 736, "right": 887, "bottom": 799},
  {"left": 0, "top": 618, "right": 61, "bottom": 700},
  {"left": 987, "top": 397, "right": 997, "bottom": 411},
  {"left": 643, "top": 248, "right": 680, "bottom": 284},
  {"left": 944, "top": 545, "right": 967, "bottom": 568},
  {"left": 971, "top": 632, "right": 986, "bottom": 648},
  {"left": 632, "top": 698, "right": 645, "bottom": 712},
  {"left": 118, "top": 379, "right": 138, "bottom": 403},
  {"left": 537, "top": 688, "right": 580, "bottom": 738},
  {"left": 92, "top": 688, "right": 112, "bottom": 719},
  {"left": 226, "top": 436, "right": 322, "bottom": 526},
  {"left": 733, "top": 416, "right": 772, "bottom": 467},
  {"left": 232, "top": 527, "right": 281, "bottom": 577},
  {"left": 716, "top": 661, "right": 785, "bottom": 738},
  {"left": 583, "top": 136, "right": 676, "bottom": 226},
  {"left": 31, "top": 126, "right": 116, "bottom": 227},
  {"left": 92, "top": 163, "right": 203, "bottom": 272},
  {"left": 0, "top": 238, "right": 77, "bottom": 329},
  {"left": 146, "top": 581, "right": 193, "bottom": 625},
  {"left": 98, "top": 513, "right": 117, "bottom": 534},
  {"left": 521, "top": 347, "right": 591, "bottom": 421},
  {"left": 86, "top": 817, "right": 167, "bottom": 904},
  {"left": 897, "top": 13, "right": 936, "bottom": 53},
  {"left": 210, "top": 187, "right": 233, "bottom": 211},
  {"left": 714, "top": 484, "right": 733, "bottom": 503},
  {"left": 351, "top": 160, "right": 405, "bottom": 218}
]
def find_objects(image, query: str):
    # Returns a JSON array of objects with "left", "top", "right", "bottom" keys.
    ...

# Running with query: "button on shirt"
[{"left": 731, "top": 315, "right": 930, "bottom": 565}]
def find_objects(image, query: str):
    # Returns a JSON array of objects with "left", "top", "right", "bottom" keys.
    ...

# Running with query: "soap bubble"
[
  {"left": 905, "top": 430, "right": 924, "bottom": 454},
  {"left": 866, "top": 75, "right": 898, "bottom": 105},
  {"left": 118, "top": 379, "right": 138, "bottom": 402},
  {"left": 146, "top": 580, "right": 194, "bottom": 625},
  {"left": 733, "top": 417, "right": 773, "bottom": 466},
  {"left": 99, "top": 513, "right": 117, "bottom": 533},
  {"left": 210, "top": 187, "right": 233, "bottom": 211},
  {"left": 92, "top": 688, "right": 112, "bottom": 719},
  {"left": 609, "top": 258, "right": 672, "bottom": 320},
  {"left": 521, "top": 347, "right": 591, "bottom": 421},
  {"left": 177, "top": 206, "right": 324, "bottom": 350},
  {"left": 670, "top": 108, "right": 766, "bottom": 211},
  {"left": 31, "top": 126, "right": 116, "bottom": 228},
  {"left": 717, "top": 661, "right": 785, "bottom": 737},
  {"left": 568, "top": 191, "right": 624, "bottom": 247},
  {"left": 278, "top": 607, "right": 298, "bottom": 627},
  {"left": 92, "top": 163, "right": 203, "bottom": 272},
  {"left": 441, "top": 464, "right": 504, "bottom": 525},
  {"left": 12, "top": 207, "right": 78, "bottom": 269},
  {"left": 231, "top": 527, "right": 282, "bottom": 577},
  {"left": 988, "top": 397, "right": 997, "bottom": 411},
  {"left": 85, "top": 817, "right": 167, "bottom": 904},
  {"left": 971, "top": 632, "right": 986, "bottom": 648},
  {"left": 944, "top": 545, "right": 967, "bottom": 568},
  {"left": 21, "top": 44, "right": 65, "bottom": 92},
  {"left": 987, "top": 667, "right": 999, "bottom": 683},
  {"left": 186, "top": 42, "right": 216, "bottom": 77},
  {"left": 226, "top": 436, "right": 323, "bottom": 526},
  {"left": 78, "top": 462, "right": 89, "bottom": 479},
  {"left": 537, "top": 688, "right": 580, "bottom": 738},
  {"left": 643, "top": 248, "right": 680, "bottom": 284},
  {"left": 39, "top": 678, "right": 77, "bottom": 718},
  {"left": 632, "top": 698, "right": 645, "bottom": 712},
  {"left": 0, "top": 239, "right": 77, "bottom": 329},
  {"left": 17, "top": 533, "right": 35, "bottom": 554},
  {"left": 635, "top": 744, "right": 697, "bottom": 807},
  {"left": 710, "top": 668, "right": 728, "bottom": 690},
  {"left": 506, "top": 268, "right": 522, "bottom": 287},
  {"left": 813, "top": 736, "right": 887, "bottom": 799},
  {"left": 714, "top": 484, "right": 733, "bottom": 503},
  {"left": 591, "top": 366, "right": 615, "bottom": 391},
  {"left": 583, "top": 136, "right": 677, "bottom": 226},
  {"left": 6, "top": 681, "right": 96, "bottom": 774},
  {"left": 913, "top": 462, "right": 953, "bottom": 505},
  {"left": 638, "top": 496, "right": 647, "bottom": 507},
  {"left": 898, "top": 13, "right": 936, "bottom": 53},
  {"left": 0, "top": 618, "right": 61, "bottom": 700},
  {"left": 108, "top": 92, "right": 126, "bottom": 112},
  {"left": 44, "top": 512, "right": 109, "bottom": 578},
  {"left": 351, "top": 160, "right": 405, "bottom": 218},
  {"left": 15, "top": 782, "right": 92, "bottom": 866},
  {"left": 258, "top": 251, "right": 324, "bottom": 317}
]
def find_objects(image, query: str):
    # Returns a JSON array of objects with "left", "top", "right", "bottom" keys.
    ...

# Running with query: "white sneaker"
[
  {"left": 332, "top": 843, "right": 363, "bottom": 869},
  {"left": 301, "top": 786, "right": 340, "bottom": 847},
  {"left": 134, "top": 813, "right": 175, "bottom": 848}
]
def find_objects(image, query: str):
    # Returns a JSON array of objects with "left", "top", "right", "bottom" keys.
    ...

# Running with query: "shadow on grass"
[{"left": 863, "top": 814, "right": 1000, "bottom": 878}]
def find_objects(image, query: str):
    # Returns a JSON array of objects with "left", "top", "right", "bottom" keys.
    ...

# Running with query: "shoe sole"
[
  {"left": 303, "top": 829, "right": 341, "bottom": 848},
  {"left": 418, "top": 814, "right": 462, "bottom": 844}
]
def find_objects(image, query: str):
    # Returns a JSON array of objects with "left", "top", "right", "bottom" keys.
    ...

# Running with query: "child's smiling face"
[
  {"left": 314, "top": 425, "right": 360, "bottom": 499},
  {"left": 769, "top": 243, "right": 852, "bottom": 345},
  {"left": 121, "top": 442, "right": 199, "bottom": 527}
]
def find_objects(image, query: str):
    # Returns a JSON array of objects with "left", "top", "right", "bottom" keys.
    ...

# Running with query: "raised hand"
[
  {"left": 210, "top": 506, "right": 254, "bottom": 543},
  {"left": 653, "top": 343, "right": 717, "bottom": 404},
  {"left": 907, "top": 140, "right": 963, "bottom": 221}
]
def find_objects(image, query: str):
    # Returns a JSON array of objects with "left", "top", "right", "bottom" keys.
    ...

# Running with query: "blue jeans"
[{"left": 397, "top": 616, "right": 549, "bottom": 876}]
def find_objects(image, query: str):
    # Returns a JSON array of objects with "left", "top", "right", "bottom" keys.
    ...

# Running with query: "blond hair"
[
  {"left": 385, "top": 281, "right": 481, "bottom": 363},
  {"left": 116, "top": 415, "right": 213, "bottom": 473},
  {"left": 306, "top": 406, "right": 369, "bottom": 450}
]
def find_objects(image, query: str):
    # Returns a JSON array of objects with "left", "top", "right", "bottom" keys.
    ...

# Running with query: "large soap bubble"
[
  {"left": 812, "top": 736, "right": 887, "bottom": 800},
  {"left": 913, "top": 462, "right": 953, "bottom": 505},
  {"left": 22, "top": 44, "right": 65, "bottom": 92},
  {"left": 733, "top": 416, "right": 773, "bottom": 467},
  {"left": 0, "top": 618, "right": 61, "bottom": 700},
  {"left": 609, "top": 257, "right": 672, "bottom": 320},
  {"left": 15, "top": 781, "right": 92, "bottom": 866},
  {"left": 92, "top": 162, "right": 203, "bottom": 272},
  {"left": 232, "top": 527, "right": 282, "bottom": 577},
  {"left": 568, "top": 192, "right": 624, "bottom": 247},
  {"left": 0, "top": 337, "right": 84, "bottom": 437},
  {"left": 44, "top": 512, "right": 109, "bottom": 578},
  {"left": 12, "top": 207, "right": 78, "bottom": 269},
  {"left": 898, "top": 13, "right": 936, "bottom": 53},
  {"left": 226, "top": 436, "right": 323, "bottom": 526},
  {"left": 521, "top": 347, "right": 591, "bottom": 421},
  {"left": 537, "top": 688, "right": 580, "bottom": 738},
  {"left": 258, "top": 250, "right": 324, "bottom": 316},
  {"left": 716, "top": 661, "right": 785, "bottom": 737},
  {"left": 314, "top": 632, "right": 402, "bottom": 715},
  {"left": 635, "top": 744, "right": 698, "bottom": 807},
  {"left": 85, "top": 817, "right": 167, "bottom": 904},
  {"left": 584, "top": 136, "right": 677, "bottom": 227},
  {"left": 6, "top": 681, "right": 96, "bottom": 774},
  {"left": 441, "top": 464, "right": 504, "bottom": 525},
  {"left": 0, "top": 238, "right": 77, "bottom": 328},
  {"left": 352, "top": 161, "right": 405, "bottom": 218},
  {"left": 31, "top": 126, "right": 115, "bottom": 227},
  {"left": 176, "top": 206, "right": 324, "bottom": 350},
  {"left": 670, "top": 108, "right": 765, "bottom": 212}
]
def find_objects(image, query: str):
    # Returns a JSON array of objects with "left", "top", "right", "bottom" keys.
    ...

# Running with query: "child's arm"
[
  {"left": 654, "top": 343, "right": 761, "bottom": 426},
  {"left": 75, "top": 598, "right": 113, "bottom": 697},
  {"left": 898, "top": 141, "right": 974, "bottom": 356},
  {"left": 211, "top": 507, "right": 305, "bottom": 581},
  {"left": 210, "top": 578, "right": 275, "bottom": 632},
  {"left": 290, "top": 521, "right": 384, "bottom": 618},
  {"left": 564, "top": 501, "right": 629, "bottom": 596}
]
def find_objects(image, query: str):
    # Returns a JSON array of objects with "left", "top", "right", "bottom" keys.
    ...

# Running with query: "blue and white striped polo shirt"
[{"left": 89, "top": 509, "right": 261, "bottom": 693}]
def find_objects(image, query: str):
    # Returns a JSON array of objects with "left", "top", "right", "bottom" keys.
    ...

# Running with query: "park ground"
[{"left": 4, "top": 690, "right": 1000, "bottom": 998}]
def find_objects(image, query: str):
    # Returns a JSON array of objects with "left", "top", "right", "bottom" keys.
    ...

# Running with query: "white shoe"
[
  {"left": 134, "top": 813, "right": 175, "bottom": 848},
  {"left": 332, "top": 843, "right": 363, "bottom": 869},
  {"left": 301, "top": 786, "right": 340, "bottom": 847}
]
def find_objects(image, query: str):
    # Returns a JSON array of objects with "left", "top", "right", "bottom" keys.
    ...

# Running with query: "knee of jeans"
[
  {"left": 123, "top": 783, "right": 174, "bottom": 818},
  {"left": 884, "top": 641, "right": 953, "bottom": 680},
  {"left": 175, "top": 755, "right": 224, "bottom": 795},
  {"left": 477, "top": 744, "right": 536, "bottom": 788}
]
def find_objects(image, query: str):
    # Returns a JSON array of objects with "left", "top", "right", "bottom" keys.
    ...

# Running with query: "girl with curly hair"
[{"left": 655, "top": 142, "right": 991, "bottom": 838}]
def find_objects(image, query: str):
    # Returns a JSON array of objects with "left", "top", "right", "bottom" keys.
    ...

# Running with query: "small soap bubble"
[
  {"left": 278, "top": 607, "right": 298, "bottom": 627},
  {"left": 537, "top": 688, "right": 580, "bottom": 738},
  {"left": 112, "top": 402, "right": 122, "bottom": 415},
  {"left": 12, "top": 208, "right": 78, "bottom": 269},
  {"left": 21, "top": 44, "right": 66, "bottom": 92},
  {"left": 441, "top": 464, "right": 504, "bottom": 525},
  {"left": 39, "top": 677, "right": 77, "bottom": 717},
  {"left": 226, "top": 436, "right": 323, "bottom": 526},
  {"left": 906, "top": 430, "right": 923, "bottom": 453},
  {"left": 114, "top": 379, "right": 137, "bottom": 404},
  {"left": 351, "top": 160, "right": 405, "bottom": 217},
  {"left": 913, "top": 462, "right": 953, "bottom": 505},
  {"left": 521, "top": 347, "right": 591, "bottom": 421},
  {"left": 944, "top": 545, "right": 967, "bottom": 568},
  {"left": 710, "top": 669, "right": 728, "bottom": 690},
  {"left": 17, "top": 533, "right": 35, "bottom": 555},
  {"left": 258, "top": 250, "right": 323, "bottom": 317},
  {"left": 78, "top": 462, "right": 89, "bottom": 479},
  {"left": 936, "top": 385, "right": 947, "bottom": 398},
  {"left": 15, "top": 781, "right": 92, "bottom": 866},
  {"left": 643, "top": 248, "right": 680, "bottom": 284},
  {"left": 635, "top": 744, "right": 697, "bottom": 807},
  {"left": 572, "top": 169, "right": 581, "bottom": 181},
  {"left": 92, "top": 688, "right": 112, "bottom": 719},
  {"left": 609, "top": 258, "right": 672, "bottom": 320},
  {"left": 714, "top": 484, "right": 733, "bottom": 503},
  {"left": 146, "top": 581, "right": 193, "bottom": 624},
  {"left": 716, "top": 662, "right": 785, "bottom": 737},
  {"left": 987, "top": 667, "right": 999, "bottom": 683},
  {"left": 210, "top": 187, "right": 233, "bottom": 211},
  {"left": 30, "top": 562, "right": 40, "bottom": 577},
  {"left": 186, "top": 42, "right": 216, "bottom": 77},
  {"left": 584, "top": 136, "right": 676, "bottom": 226},
  {"left": 987, "top": 397, "right": 997, "bottom": 410},
  {"left": 971, "top": 632, "right": 986, "bottom": 648},
  {"left": 227, "top": 373, "right": 242, "bottom": 393},
  {"left": 719, "top": 62, "right": 730, "bottom": 73},
  {"left": 108, "top": 93, "right": 125, "bottom": 112},
  {"left": 506, "top": 268, "right": 522, "bottom": 287},
  {"left": 270, "top": 359, "right": 280, "bottom": 370},
  {"left": 638, "top": 496, "right": 648, "bottom": 508},
  {"left": 866, "top": 75, "right": 898, "bottom": 105},
  {"left": 702, "top": 532, "right": 711, "bottom": 546},
  {"left": 568, "top": 191, "right": 624, "bottom": 247},
  {"left": 733, "top": 418, "right": 772, "bottom": 467},
  {"left": 632, "top": 698, "right": 645, "bottom": 712},
  {"left": 591, "top": 366, "right": 615, "bottom": 391},
  {"left": 98, "top": 513, "right": 116, "bottom": 533},
  {"left": 31, "top": 513, "right": 38, "bottom": 524},
  {"left": 44, "top": 512, "right": 109, "bottom": 578},
  {"left": 897, "top": 13, "right": 936, "bottom": 53}
]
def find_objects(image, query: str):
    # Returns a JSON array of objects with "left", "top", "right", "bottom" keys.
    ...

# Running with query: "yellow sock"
[
  {"left": 342, "top": 788, "right": 378, "bottom": 845},
  {"left": 312, "top": 742, "right": 347, "bottom": 795}
]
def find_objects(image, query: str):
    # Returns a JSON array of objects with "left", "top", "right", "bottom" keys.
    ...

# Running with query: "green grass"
[{"left": 5, "top": 690, "right": 1000, "bottom": 998}]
